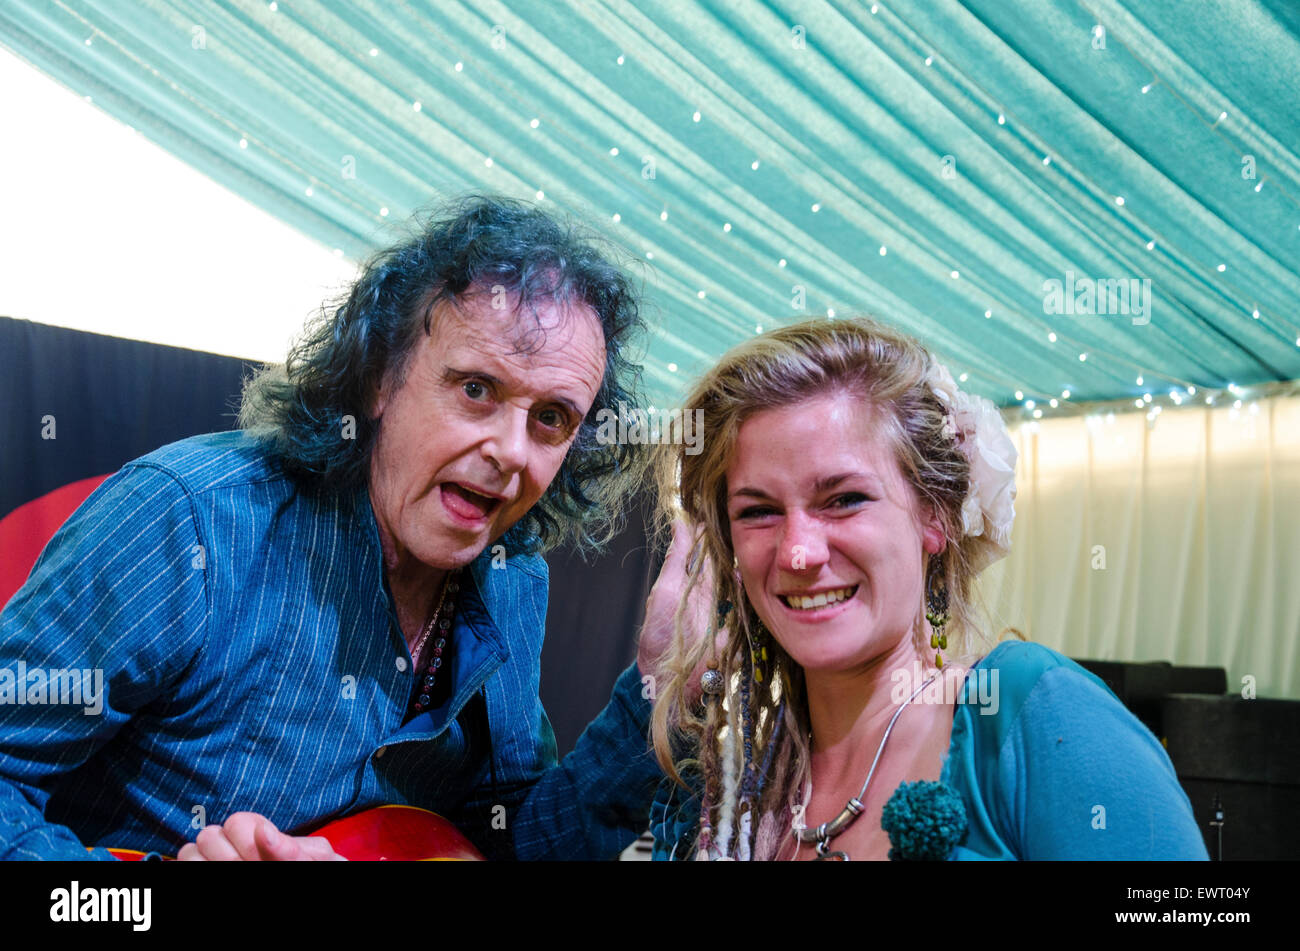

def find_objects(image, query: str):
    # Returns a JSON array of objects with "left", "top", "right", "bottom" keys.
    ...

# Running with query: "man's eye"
[
  {"left": 537, "top": 408, "right": 566, "bottom": 429},
  {"left": 462, "top": 381, "right": 489, "bottom": 401}
]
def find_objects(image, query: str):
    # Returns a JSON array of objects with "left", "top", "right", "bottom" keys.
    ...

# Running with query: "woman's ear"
[{"left": 921, "top": 504, "right": 947, "bottom": 556}]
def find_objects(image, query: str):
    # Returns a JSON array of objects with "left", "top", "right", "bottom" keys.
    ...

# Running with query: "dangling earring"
[{"left": 925, "top": 553, "right": 950, "bottom": 669}]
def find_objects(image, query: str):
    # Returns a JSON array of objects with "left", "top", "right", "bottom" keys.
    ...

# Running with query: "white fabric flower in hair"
[
  {"left": 929, "top": 363, "right": 961, "bottom": 441},
  {"left": 927, "top": 361, "right": 1018, "bottom": 572}
]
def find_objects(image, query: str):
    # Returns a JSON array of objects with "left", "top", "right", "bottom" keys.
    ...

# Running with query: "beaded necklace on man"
[{"left": 406, "top": 571, "right": 461, "bottom": 719}]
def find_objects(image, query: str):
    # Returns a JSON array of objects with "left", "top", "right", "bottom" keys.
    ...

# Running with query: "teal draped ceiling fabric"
[{"left": 2, "top": 0, "right": 1298, "bottom": 409}]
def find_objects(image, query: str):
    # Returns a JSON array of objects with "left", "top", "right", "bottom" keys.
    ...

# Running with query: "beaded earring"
[{"left": 925, "top": 553, "right": 950, "bottom": 669}]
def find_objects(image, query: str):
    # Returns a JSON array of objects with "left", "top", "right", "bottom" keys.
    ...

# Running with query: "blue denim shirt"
[{"left": 0, "top": 431, "right": 661, "bottom": 860}]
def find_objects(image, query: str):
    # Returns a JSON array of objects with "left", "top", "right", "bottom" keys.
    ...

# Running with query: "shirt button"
[
  {"left": 375, "top": 746, "right": 388, "bottom": 759},
  {"left": 395, "top": 656, "right": 408, "bottom": 673}
]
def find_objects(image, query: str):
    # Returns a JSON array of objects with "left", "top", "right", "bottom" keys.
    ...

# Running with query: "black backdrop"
[
  {"left": 0, "top": 317, "right": 253, "bottom": 518},
  {"left": 0, "top": 315, "right": 651, "bottom": 755}
]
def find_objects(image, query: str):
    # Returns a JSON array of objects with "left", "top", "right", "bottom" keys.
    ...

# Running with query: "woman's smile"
[
  {"left": 777, "top": 583, "right": 859, "bottom": 617},
  {"left": 727, "top": 391, "right": 946, "bottom": 674}
]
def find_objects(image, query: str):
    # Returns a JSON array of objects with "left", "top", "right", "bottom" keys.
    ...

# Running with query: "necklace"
[
  {"left": 410, "top": 574, "right": 452, "bottom": 661},
  {"left": 408, "top": 571, "right": 460, "bottom": 715},
  {"left": 796, "top": 672, "right": 937, "bottom": 860}
]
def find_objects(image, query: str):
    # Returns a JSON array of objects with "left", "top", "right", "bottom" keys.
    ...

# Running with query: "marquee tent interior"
[{"left": 1, "top": 1, "right": 1297, "bottom": 709}]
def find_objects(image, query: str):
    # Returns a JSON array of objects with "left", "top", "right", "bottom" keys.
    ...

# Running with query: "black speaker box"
[
  {"left": 1169, "top": 665, "right": 1229, "bottom": 696},
  {"left": 1068, "top": 658, "right": 1298, "bottom": 859},
  {"left": 1162, "top": 694, "right": 1300, "bottom": 860}
]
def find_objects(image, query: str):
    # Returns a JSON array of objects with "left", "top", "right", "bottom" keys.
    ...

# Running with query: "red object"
[
  {"left": 106, "top": 805, "right": 485, "bottom": 861},
  {"left": 314, "top": 805, "right": 485, "bottom": 861},
  {"left": 0, "top": 474, "right": 112, "bottom": 609}
]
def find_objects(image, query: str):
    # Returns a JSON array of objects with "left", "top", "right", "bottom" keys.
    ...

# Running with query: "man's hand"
[
  {"left": 176, "top": 812, "right": 346, "bottom": 861},
  {"left": 637, "top": 519, "right": 725, "bottom": 707}
]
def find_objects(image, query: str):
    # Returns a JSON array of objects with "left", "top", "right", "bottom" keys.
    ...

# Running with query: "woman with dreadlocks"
[{"left": 643, "top": 316, "right": 1206, "bottom": 861}]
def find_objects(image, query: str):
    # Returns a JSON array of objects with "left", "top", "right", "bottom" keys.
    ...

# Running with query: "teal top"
[{"left": 651, "top": 641, "right": 1209, "bottom": 860}]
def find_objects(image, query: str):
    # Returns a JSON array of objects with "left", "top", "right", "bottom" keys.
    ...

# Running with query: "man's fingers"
[
  {"left": 638, "top": 518, "right": 718, "bottom": 679},
  {"left": 193, "top": 824, "right": 242, "bottom": 861},
  {"left": 662, "top": 519, "right": 699, "bottom": 575},
  {"left": 298, "top": 835, "right": 346, "bottom": 861},
  {"left": 182, "top": 814, "right": 341, "bottom": 862},
  {"left": 254, "top": 819, "right": 302, "bottom": 861},
  {"left": 219, "top": 812, "right": 272, "bottom": 861},
  {"left": 254, "top": 822, "right": 343, "bottom": 861}
]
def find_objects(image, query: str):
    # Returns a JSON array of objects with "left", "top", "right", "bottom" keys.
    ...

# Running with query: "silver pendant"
[{"left": 815, "top": 839, "right": 850, "bottom": 861}]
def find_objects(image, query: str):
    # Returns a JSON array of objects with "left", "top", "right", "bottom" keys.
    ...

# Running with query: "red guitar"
[{"left": 106, "top": 805, "right": 485, "bottom": 861}]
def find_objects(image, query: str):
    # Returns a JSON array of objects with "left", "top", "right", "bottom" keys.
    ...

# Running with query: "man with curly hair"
[{"left": 0, "top": 196, "right": 670, "bottom": 861}]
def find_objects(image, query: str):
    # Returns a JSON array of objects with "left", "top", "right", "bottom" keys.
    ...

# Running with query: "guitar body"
[
  {"left": 313, "top": 805, "right": 485, "bottom": 861},
  {"left": 106, "top": 805, "right": 485, "bottom": 861}
]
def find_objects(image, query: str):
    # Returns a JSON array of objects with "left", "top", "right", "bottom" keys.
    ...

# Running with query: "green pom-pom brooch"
[{"left": 880, "top": 780, "right": 968, "bottom": 860}]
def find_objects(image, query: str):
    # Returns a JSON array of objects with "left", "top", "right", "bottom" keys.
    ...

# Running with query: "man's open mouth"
[{"left": 441, "top": 483, "right": 502, "bottom": 521}]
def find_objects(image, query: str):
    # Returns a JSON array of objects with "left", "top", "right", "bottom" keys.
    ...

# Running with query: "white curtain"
[{"left": 976, "top": 391, "right": 1300, "bottom": 701}]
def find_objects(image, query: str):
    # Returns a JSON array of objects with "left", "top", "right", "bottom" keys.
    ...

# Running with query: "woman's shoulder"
[
  {"left": 950, "top": 641, "right": 1206, "bottom": 859},
  {"left": 957, "top": 640, "right": 1122, "bottom": 729},
  {"left": 973, "top": 639, "right": 1088, "bottom": 679},
  {"left": 972, "top": 640, "right": 1113, "bottom": 695}
]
